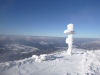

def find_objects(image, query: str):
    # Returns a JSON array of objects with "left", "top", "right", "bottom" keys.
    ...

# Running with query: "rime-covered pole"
[{"left": 64, "top": 24, "right": 74, "bottom": 55}]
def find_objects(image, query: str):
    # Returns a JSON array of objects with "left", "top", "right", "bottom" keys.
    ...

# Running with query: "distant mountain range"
[{"left": 0, "top": 35, "right": 100, "bottom": 63}]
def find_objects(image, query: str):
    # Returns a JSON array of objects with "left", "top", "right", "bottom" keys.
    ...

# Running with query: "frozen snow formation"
[
  {"left": 0, "top": 49, "right": 100, "bottom": 75},
  {"left": 64, "top": 24, "right": 74, "bottom": 55},
  {"left": 32, "top": 54, "right": 47, "bottom": 62}
]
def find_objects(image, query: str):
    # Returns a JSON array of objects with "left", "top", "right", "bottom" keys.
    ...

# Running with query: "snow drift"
[{"left": 0, "top": 48, "right": 100, "bottom": 75}]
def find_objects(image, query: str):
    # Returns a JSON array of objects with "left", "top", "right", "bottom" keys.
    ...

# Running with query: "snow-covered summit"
[{"left": 0, "top": 49, "right": 100, "bottom": 75}]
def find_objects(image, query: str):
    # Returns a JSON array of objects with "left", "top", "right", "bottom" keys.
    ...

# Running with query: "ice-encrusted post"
[{"left": 64, "top": 24, "right": 74, "bottom": 55}]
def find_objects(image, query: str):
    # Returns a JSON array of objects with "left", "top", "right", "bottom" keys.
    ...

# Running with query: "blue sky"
[{"left": 0, "top": 0, "right": 100, "bottom": 38}]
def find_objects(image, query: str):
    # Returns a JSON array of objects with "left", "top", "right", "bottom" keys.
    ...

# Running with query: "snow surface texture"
[
  {"left": 64, "top": 24, "right": 74, "bottom": 55},
  {"left": 0, "top": 48, "right": 100, "bottom": 75}
]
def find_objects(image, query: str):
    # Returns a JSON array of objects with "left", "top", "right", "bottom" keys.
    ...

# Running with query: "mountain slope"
[{"left": 0, "top": 49, "right": 100, "bottom": 75}]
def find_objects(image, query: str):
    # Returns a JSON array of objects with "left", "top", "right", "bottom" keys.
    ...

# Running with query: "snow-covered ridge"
[{"left": 0, "top": 49, "right": 100, "bottom": 75}]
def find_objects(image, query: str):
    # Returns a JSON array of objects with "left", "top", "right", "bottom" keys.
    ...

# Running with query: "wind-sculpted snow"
[
  {"left": 81, "top": 51, "right": 100, "bottom": 74},
  {"left": 64, "top": 24, "right": 74, "bottom": 55},
  {"left": 0, "top": 49, "right": 100, "bottom": 75}
]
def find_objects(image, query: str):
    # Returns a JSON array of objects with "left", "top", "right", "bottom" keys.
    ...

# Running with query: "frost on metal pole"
[{"left": 64, "top": 24, "right": 75, "bottom": 55}]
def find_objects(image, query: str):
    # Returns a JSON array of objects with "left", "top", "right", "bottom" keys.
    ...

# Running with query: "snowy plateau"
[{"left": 0, "top": 48, "right": 100, "bottom": 75}]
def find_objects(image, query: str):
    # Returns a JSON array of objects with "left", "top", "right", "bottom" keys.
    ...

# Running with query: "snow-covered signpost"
[{"left": 64, "top": 24, "right": 74, "bottom": 55}]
